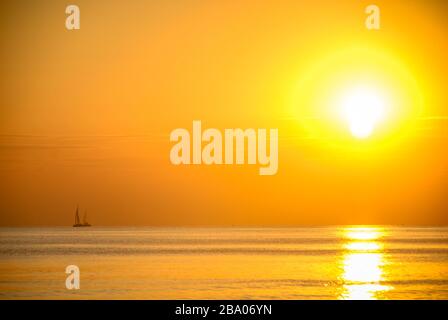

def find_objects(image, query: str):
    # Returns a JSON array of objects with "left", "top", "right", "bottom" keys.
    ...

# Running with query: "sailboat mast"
[{"left": 75, "top": 205, "right": 80, "bottom": 225}]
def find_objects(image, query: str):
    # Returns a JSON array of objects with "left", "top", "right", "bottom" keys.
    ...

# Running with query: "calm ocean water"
[{"left": 0, "top": 227, "right": 447, "bottom": 299}]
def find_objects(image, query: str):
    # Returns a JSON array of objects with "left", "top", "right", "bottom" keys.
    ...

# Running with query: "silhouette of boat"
[{"left": 73, "top": 205, "right": 91, "bottom": 227}]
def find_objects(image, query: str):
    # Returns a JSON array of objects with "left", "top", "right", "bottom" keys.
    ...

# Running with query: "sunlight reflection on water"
[{"left": 339, "top": 227, "right": 393, "bottom": 300}]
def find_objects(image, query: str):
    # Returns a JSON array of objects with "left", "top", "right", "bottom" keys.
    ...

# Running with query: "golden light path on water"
[{"left": 339, "top": 227, "right": 393, "bottom": 300}]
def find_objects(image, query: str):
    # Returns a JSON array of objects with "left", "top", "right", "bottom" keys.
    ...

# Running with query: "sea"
[{"left": 0, "top": 226, "right": 447, "bottom": 299}]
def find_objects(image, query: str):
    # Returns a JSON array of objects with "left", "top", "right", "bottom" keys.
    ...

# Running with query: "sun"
[
  {"left": 290, "top": 48, "right": 422, "bottom": 144},
  {"left": 340, "top": 86, "right": 387, "bottom": 139}
]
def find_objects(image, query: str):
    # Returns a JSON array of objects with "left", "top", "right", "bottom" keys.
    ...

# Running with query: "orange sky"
[{"left": 0, "top": 0, "right": 447, "bottom": 226}]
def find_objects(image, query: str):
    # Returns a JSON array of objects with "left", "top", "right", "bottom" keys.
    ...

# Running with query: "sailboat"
[{"left": 73, "top": 206, "right": 91, "bottom": 227}]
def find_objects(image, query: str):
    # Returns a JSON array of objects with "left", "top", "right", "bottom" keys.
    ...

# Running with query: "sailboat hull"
[{"left": 73, "top": 207, "right": 91, "bottom": 227}]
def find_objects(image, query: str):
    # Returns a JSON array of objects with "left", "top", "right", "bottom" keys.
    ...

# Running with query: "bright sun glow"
[{"left": 341, "top": 87, "right": 386, "bottom": 139}]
